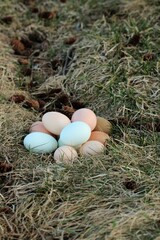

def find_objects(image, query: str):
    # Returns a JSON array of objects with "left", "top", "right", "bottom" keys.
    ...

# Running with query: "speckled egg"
[{"left": 79, "top": 140, "right": 105, "bottom": 156}]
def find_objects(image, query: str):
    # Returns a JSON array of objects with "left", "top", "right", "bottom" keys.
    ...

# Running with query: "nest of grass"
[{"left": 0, "top": 0, "right": 160, "bottom": 239}]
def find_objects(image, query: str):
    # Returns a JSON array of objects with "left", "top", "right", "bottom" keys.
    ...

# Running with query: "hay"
[{"left": 0, "top": 0, "right": 160, "bottom": 239}]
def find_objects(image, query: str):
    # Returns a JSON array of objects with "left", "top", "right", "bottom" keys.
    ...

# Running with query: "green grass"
[{"left": 0, "top": 0, "right": 160, "bottom": 239}]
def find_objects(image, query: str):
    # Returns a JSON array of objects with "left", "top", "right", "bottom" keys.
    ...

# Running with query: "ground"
[{"left": 0, "top": 0, "right": 160, "bottom": 239}]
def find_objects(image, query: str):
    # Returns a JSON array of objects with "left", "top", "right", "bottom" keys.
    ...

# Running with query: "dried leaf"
[
  {"left": 28, "top": 30, "right": 46, "bottom": 43},
  {"left": 18, "top": 58, "right": 29, "bottom": 65},
  {"left": 38, "top": 99, "right": 46, "bottom": 109},
  {"left": 0, "top": 162, "right": 13, "bottom": 173},
  {"left": 23, "top": 99, "right": 40, "bottom": 110},
  {"left": 20, "top": 36, "right": 33, "bottom": 48},
  {"left": 61, "top": 105, "right": 75, "bottom": 118},
  {"left": 64, "top": 36, "right": 77, "bottom": 45},
  {"left": 38, "top": 11, "right": 57, "bottom": 19},
  {"left": 62, "top": 105, "right": 75, "bottom": 113},
  {"left": 55, "top": 92, "right": 70, "bottom": 108},
  {"left": 71, "top": 100, "right": 85, "bottom": 109},
  {"left": 51, "top": 58, "right": 63, "bottom": 70},
  {"left": 1, "top": 16, "right": 13, "bottom": 24},
  {"left": 143, "top": 52, "right": 155, "bottom": 61},
  {"left": 11, "top": 39, "right": 25, "bottom": 55},
  {"left": 123, "top": 179, "right": 138, "bottom": 191},
  {"left": 127, "top": 33, "right": 140, "bottom": 46},
  {"left": 9, "top": 94, "right": 25, "bottom": 103}
]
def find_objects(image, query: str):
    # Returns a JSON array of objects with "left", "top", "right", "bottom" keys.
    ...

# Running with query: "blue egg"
[
  {"left": 23, "top": 132, "right": 58, "bottom": 153},
  {"left": 58, "top": 138, "right": 81, "bottom": 150},
  {"left": 59, "top": 121, "right": 91, "bottom": 147}
]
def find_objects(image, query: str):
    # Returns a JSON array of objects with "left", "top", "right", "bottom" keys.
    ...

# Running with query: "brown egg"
[
  {"left": 71, "top": 108, "right": 97, "bottom": 130},
  {"left": 29, "top": 121, "right": 53, "bottom": 136},
  {"left": 94, "top": 116, "right": 112, "bottom": 134},
  {"left": 88, "top": 131, "right": 110, "bottom": 145},
  {"left": 79, "top": 141, "right": 104, "bottom": 156}
]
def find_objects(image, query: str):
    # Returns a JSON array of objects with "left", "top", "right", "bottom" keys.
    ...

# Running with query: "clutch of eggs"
[{"left": 23, "top": 108, "right": 112, "bottom": 164}]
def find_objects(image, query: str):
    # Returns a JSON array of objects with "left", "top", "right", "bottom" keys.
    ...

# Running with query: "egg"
[
  {"left": 58, "top": 139, "right": 81, "bottom": 150},
  {"left": 88, "top": 131, "right": 110, "bottom": 145},
  {"left": 54, "top": 146, "right": 78, "bottom": 164},
  {"left": 94, "top": 116, "right": 112, "bottom": 134},
  {"left": 59, "top": 121, "right": 91, "bottom": 147},
  {"left": 58, "top": 138, "right": 65, "bottom": 147},
  {"left": 23, "top": 132, "right": 58, "bottom": 153},
  {"left": 79, "top": 140, "right": 104, "bottom": 156},
  {"left": 29, "top": 121, "right": 52, "bottom": 135},
  {"left": 42, "top": 112, "right": 71, "bottom": 135},
  {"left": 71, "top": 108, "right": 97, "bottom": 130}
]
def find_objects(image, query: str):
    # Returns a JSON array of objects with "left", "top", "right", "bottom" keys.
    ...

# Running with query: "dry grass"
[{"left": 0, "top": 0, "right": 160, "bottom": 239}]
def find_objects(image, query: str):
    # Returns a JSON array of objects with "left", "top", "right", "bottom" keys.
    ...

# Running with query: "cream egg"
[
  {"left": 71, "top": 108, "right": 97, "bottom": 130},
  {"left": 42, "top": 111, "right": 71, "bottom": 135},
  {"left": 54, "top": 146, "right": 78, "bottom": 164},
  {"left": 79, "top": 140, "right": 105, "bottom": 156}
]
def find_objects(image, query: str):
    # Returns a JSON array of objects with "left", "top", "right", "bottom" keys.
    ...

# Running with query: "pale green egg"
[{"left": 23, "top": 132, "right": 57, "bottom": 154}]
